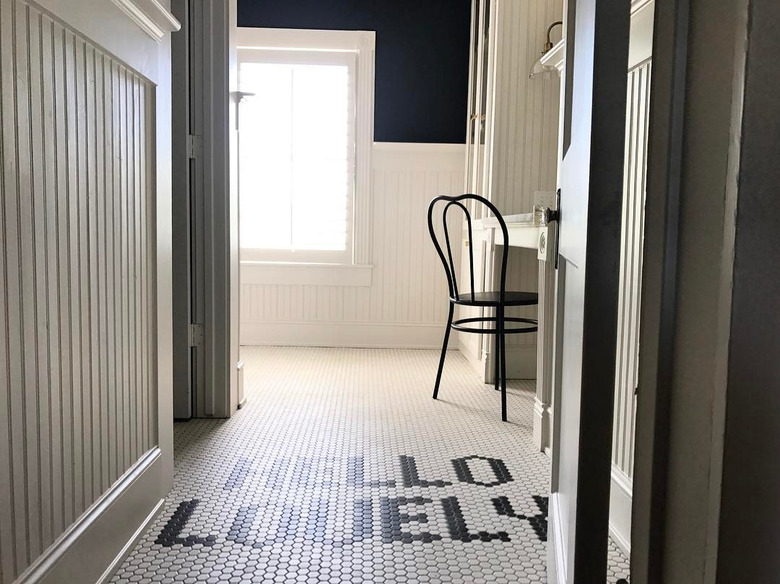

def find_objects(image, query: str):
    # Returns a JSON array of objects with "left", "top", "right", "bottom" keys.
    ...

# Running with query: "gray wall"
[
  {"left": 633, "top": 0, "right": 780, "bottom": 581},
  {"left": 716, "top": 0, "right": 780, "bottom": 580},
  {"left": 655, "top": 0, "right": 741, "bottom": 577},
  {"left": 0, "top": 0, "right": 164, "bottom": 580}
]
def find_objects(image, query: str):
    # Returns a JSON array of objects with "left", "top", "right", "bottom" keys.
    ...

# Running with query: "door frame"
[
  {"left": 171, "top": 0, "right": 240, "bottom": 419},
  {"left": 631, "top": 0, "right": 759, "bottom": 580},
  {"left": 629, "top": 0, "right": 689, "bottom": 578}
]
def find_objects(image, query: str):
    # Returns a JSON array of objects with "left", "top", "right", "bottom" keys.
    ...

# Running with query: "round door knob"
[{"left": 543, "top": 208, "right": 560, "bottom": 224}]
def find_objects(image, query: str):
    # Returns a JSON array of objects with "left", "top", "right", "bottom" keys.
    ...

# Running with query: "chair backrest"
[{"left": 427, "top": 194, "right": 510, "bottom": 303}]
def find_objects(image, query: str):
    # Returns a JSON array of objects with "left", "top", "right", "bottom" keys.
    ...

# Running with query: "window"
[{"left": 237, "top": 28, "right": 375, "bottom": 275}]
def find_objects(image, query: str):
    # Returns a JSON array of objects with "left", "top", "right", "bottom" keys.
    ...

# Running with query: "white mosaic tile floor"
[{"left": 112, "top": 347, "right": 630, "bottom": 583}]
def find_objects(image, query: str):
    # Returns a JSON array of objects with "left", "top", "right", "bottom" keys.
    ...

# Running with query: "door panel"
[
  {"left": 182, "top": 0, "right": 238, "bottom": 418},
  {"left": 171, "top": 0, "right": 192, "bottom": 419},
  {"left": 548, "top": 0, "right": 630, "bottom": 582}
]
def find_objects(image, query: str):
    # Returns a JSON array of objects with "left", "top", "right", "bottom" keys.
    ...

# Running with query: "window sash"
[{"left": 237, "top": 48, "right": 357, "bottom": 265}]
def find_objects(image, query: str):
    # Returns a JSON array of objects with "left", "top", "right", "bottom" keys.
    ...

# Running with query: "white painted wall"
[{"left": 240, "top": 143, "right": 465, "bottom": 348}]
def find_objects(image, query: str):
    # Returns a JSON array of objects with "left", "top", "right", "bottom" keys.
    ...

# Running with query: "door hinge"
[
  {"left": 186, "top": 134, "right": 202, "bottom": 159},
  {"left": 189, "top": 323, "right": 204, "bottom": 347}
]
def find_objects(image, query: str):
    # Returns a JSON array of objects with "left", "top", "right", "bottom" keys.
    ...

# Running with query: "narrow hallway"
[{"left": 113, "top": 348, "right": 628, "bottom": 583}]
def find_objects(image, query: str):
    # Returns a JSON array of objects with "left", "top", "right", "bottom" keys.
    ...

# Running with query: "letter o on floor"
[{"left": 451, "top": 456, "right": 514, "bottom": 487}]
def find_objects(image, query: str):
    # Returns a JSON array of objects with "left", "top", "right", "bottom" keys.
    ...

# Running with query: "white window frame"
[{"left": 237, "top": 27, "right": 375, "bottom": 286}]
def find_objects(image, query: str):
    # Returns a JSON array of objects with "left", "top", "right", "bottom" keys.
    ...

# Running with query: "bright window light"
[{"left": 238, "top": 49, "right": 356, "bottom": 263}]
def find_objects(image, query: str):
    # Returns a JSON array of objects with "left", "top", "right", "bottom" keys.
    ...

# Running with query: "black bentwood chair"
[{"left": 428, "top": 194, "right": 539, "bottom": 422}]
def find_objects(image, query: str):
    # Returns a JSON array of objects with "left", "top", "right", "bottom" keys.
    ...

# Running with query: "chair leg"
[
  {"left": 494, "top": 307, "right": 500, "bottom": 392},
  {"left": 498, "top": 306, "right": 508, "bottom": 422},
  {"left": 433, "top": 304, "right": 454, "bottom": 400}
]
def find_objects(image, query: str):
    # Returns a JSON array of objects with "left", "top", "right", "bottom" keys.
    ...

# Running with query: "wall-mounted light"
[
  {"left": 529, "top": 20, "right": 563, "bottom": 79},
  {"left": 231, "top": 91, "right": 256, "bottom": 129}
]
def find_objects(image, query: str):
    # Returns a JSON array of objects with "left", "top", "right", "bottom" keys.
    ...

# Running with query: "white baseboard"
[
  {"left": 240, "top": 320, "right": 457, "bottom": 349},
  {"left": 97, "top": 497, "right": 165, "bottom": 584},
  {"left": 17, "top": 448, "right": 165, "bottom": 584},
  {"left": 533, "top": 397, "right": 551, "bottom": 452},
  {"left": 548, "top": 492, "right": 568, "bottom": 584},
  {"left": 609, "top": 465, "right": 633, "bottom": 558}
]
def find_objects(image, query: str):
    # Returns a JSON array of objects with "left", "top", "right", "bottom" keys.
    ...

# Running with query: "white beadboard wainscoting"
[
  {"left": 488, "top": 0, "right": 561, "bottom": 218},
  {"left": 609, "top": 59, "right": 652, "bottom": 558},
  {"left": 0, "top": 0, "right": 176, "bottom": 581},
  {"left": 240, "top": 143, "right": 465, "bottom": 348}
]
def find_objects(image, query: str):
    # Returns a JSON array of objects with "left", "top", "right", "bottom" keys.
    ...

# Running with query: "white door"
[{"left": 547, "top": 0, "right": 631, "bottom": 582}]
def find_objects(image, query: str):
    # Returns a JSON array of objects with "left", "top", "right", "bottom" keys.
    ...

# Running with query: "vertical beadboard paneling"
[
  {"left": 612, "top": 61, "right": 652, "bottom": 479},
  {"left": 0, "top": 1, "right": 158, "bottom": 579},
  {"left": 490, "top": 0, "right": 561, "bottom": 216},
  {"left": 240, "top": 144, "right": 464, "bottom": 346},
  {"left": 466, "top": 0, "right": 562, "bottom": 363}
]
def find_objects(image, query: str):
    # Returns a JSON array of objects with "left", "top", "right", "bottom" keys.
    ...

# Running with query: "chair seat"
[{"left": 454, "top": 291, "right": 539, "bottom": 307}]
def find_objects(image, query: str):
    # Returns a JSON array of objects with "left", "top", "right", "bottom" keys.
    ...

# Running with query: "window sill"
[{"left": 241, "top": 261, "right": 373, "bottom": 287}]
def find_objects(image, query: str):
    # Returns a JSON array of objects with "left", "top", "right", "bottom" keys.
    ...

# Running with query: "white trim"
[
  {"left": 540, "top": 39, "right": 565, "bottom": 73},
  {"left": 241, "top": 262, "right": 373, "bottom": 287},
  {"left": 241, "top": 249, "right": 353, "bottom": 265},
  {"left": 241, "top": 321, "right": 458, "bottom": 349},
  {"left": 97, "top": 498, "right": 166, "bottom": 584},
  {"left": 237, "top": 27, "right": 376, "bottom": 52},
  {"left": 609, "top": 465, "right": 633, "bottom": 558},
  {"left": 631, "top": 0, "right": 654, "bottom": 15},
  {"left": 354, "top": 34, "right": 376, "bottom": 266},
  {"left": 16, "top": 449, "right": 164, "bottom": 584},
  {"left": 237, "top": 360, "right": 247, "bottom": 409},
  {"left": 110, "top": 0, "right": 180, "bottom": 41},
  {"left": 533, "top": 397, "right": 551, "bottom": 452},
  {"left": 548, "top": 493, "right": 568, "bottom": 584},
  {"left": 238, "top": 47, "right": 356, "bottom": 66},
  {"left": 373, "top": 142, "right": 467, "bottom": 171},
  {"left": 372, "top": 142, "right": 467, "bottom": 153}
]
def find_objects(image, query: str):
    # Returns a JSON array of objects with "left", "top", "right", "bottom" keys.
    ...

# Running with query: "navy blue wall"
[{"left": 237, "top": 0, "right": 471, "bottom": 144}]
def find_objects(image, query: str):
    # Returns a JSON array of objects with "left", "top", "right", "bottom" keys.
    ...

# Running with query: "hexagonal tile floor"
[{"left": 112, "top": 347, "right": 630, "bottom": 583}]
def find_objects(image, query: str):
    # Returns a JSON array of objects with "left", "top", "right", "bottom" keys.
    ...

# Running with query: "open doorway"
[{"left": 164, "top": 0, "right": 642, "bottom": 583}]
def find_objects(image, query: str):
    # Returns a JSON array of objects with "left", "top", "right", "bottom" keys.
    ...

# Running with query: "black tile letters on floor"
[{"left": 113, "top": 347, "right": 630, "bottom": 583}]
